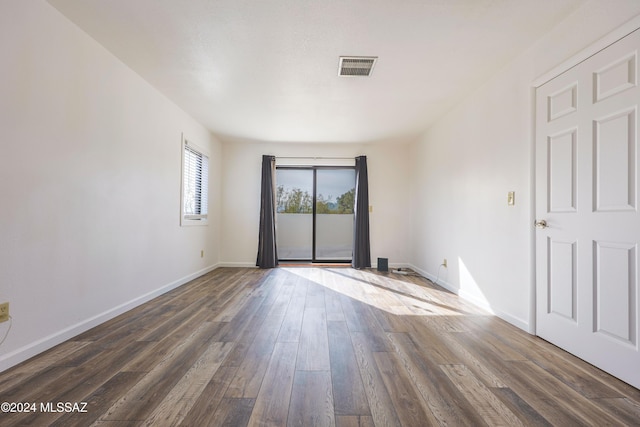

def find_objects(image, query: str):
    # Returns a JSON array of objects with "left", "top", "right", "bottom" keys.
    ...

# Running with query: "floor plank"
[
  {"left": 227, "top": 287, "right": 290, "bottom": 395},
  {"left": 142, "top": 341, "right": 235, "bottom": 426},
  {"left": 335, "top": 415, "right": 375, "bottom": 427},
  {"left": 95, "top": 321, "right": 220, "bottom": 422},
  {"left": 210, "top": 397, "right": 255, "bottom": 427},
  {"left": 349, "top": 332, "right": 402, "bottom": 427},
  {"left": 439, "top": 364, "right": 523, "bottom": 426},
  {"left": 327, "top": 321, "right": 370, "bottom": 416},
  {"left": 386, "top": 331, "right": 487, "bottom": 426},
  {"left": 296, "top": 306, "right": 330, "bottom": 371},
  {"left": 180, "top": 366, "right": 238, "bottom": 426},
  {"left": 277, "top": 275, "right": 307, "bottom": 343},
  {"left": 248, "top": 342, "right": 297, "bottom": 427},
  {"left": 373, "top": 351, "right": 439, "bottom": 426},
  {"left": 288, "top": 371, "right": 335, "bottom": 427}
]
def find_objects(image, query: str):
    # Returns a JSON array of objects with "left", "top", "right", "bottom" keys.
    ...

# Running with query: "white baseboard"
[
  {"left": 218, "top": 261, "right": 258, "bottom": 268},
  {"left": 408, "top": 264, "right": 530, "bottom": 332},
  {"left": 0, "top": 263, "right": 219, "bottom": 373},
  {"left": 386, "top": 262, "right": 411, "bottom": 270},
  {"left": 490, "top": 308, "right": 530, "bottom": 332},
  {"left": 219, "top": 261, "right": 412, "bottom": 269},
  {"left": 368, "top": 260, "right": 410, "bottom": 271}
]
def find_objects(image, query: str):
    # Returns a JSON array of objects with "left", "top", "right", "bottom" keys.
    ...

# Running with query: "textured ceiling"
[{"left": 48, "top": 0, "right": 584, "bottom": 143}]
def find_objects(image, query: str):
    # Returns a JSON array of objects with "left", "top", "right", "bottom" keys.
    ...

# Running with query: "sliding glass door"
[{"left": 276, "top": 167, "right": 355, "bottom": 262}]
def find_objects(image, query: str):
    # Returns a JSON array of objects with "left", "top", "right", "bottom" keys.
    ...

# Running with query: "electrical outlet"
[
  {"left": 200, "top": 250, "right": 204, "bottom": 258},
  {"left": 0, "top": 302, "right": 9, "bottom": 323},
  {"left": 442, "top": 258, "right": 447, "bottom": 268}
]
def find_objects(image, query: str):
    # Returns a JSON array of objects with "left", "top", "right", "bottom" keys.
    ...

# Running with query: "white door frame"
[{"left": 529, "top": 14, "right": 640, "bottom": 335}]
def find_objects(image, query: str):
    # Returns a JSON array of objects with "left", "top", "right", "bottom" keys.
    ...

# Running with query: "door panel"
[
  {"left": 315, "top": 169, "right": 355, "bottom": 261},
  {"left": 536, "top": 29, "right": 640, "bottom": 388},
  {"left": 548, "top": 129, "right": 577, "bottom": 212},
  {"left": 594, "top": 241, "right": 636, "bottom": 345},
  {"left": 594, "top": 109, "right": 636, "bottom": 211},
  {"left": 548, "top": 238, "right": 576, "bottom": 321},
  {"left": 547, "top": 83, "right": 577, "bottom": 121},
  {"left": 275, "top": 169, "right": 313, "bottom": 260},
  {"left": 594, "top": 52, "right": 636, "bottom": 102}
]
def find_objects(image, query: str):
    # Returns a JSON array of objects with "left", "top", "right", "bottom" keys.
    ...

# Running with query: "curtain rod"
[{"left": 275, "top": 156, "right": 355, "bottom": 160}]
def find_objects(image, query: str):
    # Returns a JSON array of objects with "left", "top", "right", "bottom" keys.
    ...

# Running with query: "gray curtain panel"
[
  {"left": 256, "top": 155, "right": 278, "bottom": 268},
  {"left": 352, "top": 155, "right": 371, "bottom": 269}
]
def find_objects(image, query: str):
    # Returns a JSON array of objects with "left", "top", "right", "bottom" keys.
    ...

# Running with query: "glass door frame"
[{"left": 276, "top": 165, "right": 355, "bottom": 263}]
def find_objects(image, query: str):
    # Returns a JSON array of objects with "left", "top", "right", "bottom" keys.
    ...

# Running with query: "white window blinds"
[{"left": 183, "top": 142, "right": 209, "bottom": 221}]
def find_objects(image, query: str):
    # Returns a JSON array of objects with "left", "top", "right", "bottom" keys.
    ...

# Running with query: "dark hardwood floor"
[{"left": 1, "top": 267, "right": 639, "bottom": 426}]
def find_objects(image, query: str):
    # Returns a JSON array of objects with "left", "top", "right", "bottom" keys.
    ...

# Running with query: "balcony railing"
[{"left": 276, "top": 213, "right": 353, "bottom": 260}]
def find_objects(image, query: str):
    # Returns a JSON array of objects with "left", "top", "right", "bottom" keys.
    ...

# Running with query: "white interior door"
[{"left": 535, "top": 29, "right": 640, "bottom": 389}]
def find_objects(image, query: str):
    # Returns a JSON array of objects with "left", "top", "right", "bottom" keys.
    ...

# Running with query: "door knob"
[{"left": 534, "top": 219, "right": 548, "bottom": 229}]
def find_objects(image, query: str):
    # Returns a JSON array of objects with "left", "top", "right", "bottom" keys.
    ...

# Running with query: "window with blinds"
[{"left": 181, "top": 139, "right": 209, "bottom": 225}]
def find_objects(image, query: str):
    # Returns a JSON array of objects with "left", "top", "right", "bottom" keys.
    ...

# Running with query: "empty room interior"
[{"left": 2, "top": 0, "right": 640, "bottom": 425}]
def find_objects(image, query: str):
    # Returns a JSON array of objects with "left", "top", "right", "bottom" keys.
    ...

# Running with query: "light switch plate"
[
  {"left": 507, "top": 191, "right": 515, "bottom": 206},
  {"left": 0, "top": 302, "right": 8, "bottom": 323}
]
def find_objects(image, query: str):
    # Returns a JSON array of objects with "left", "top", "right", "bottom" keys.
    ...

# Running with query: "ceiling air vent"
[{"left": 338, "top": 56, "right": 377, "bottom": 77}]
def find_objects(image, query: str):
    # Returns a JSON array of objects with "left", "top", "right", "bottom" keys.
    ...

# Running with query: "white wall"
[
  {"left": 220, "top": 138, "right": 412, "bottom": 267},
  {"left": 409, "top": 0, "right": 640, "bottom": 331},
  {"left": 0, "top": 1, "right": 221, "bottom": 370}
]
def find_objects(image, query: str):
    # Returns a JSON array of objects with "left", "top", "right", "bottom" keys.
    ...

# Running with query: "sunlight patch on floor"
[{"left": 282, "top": 267, "right": 488, "bottom": 317}]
